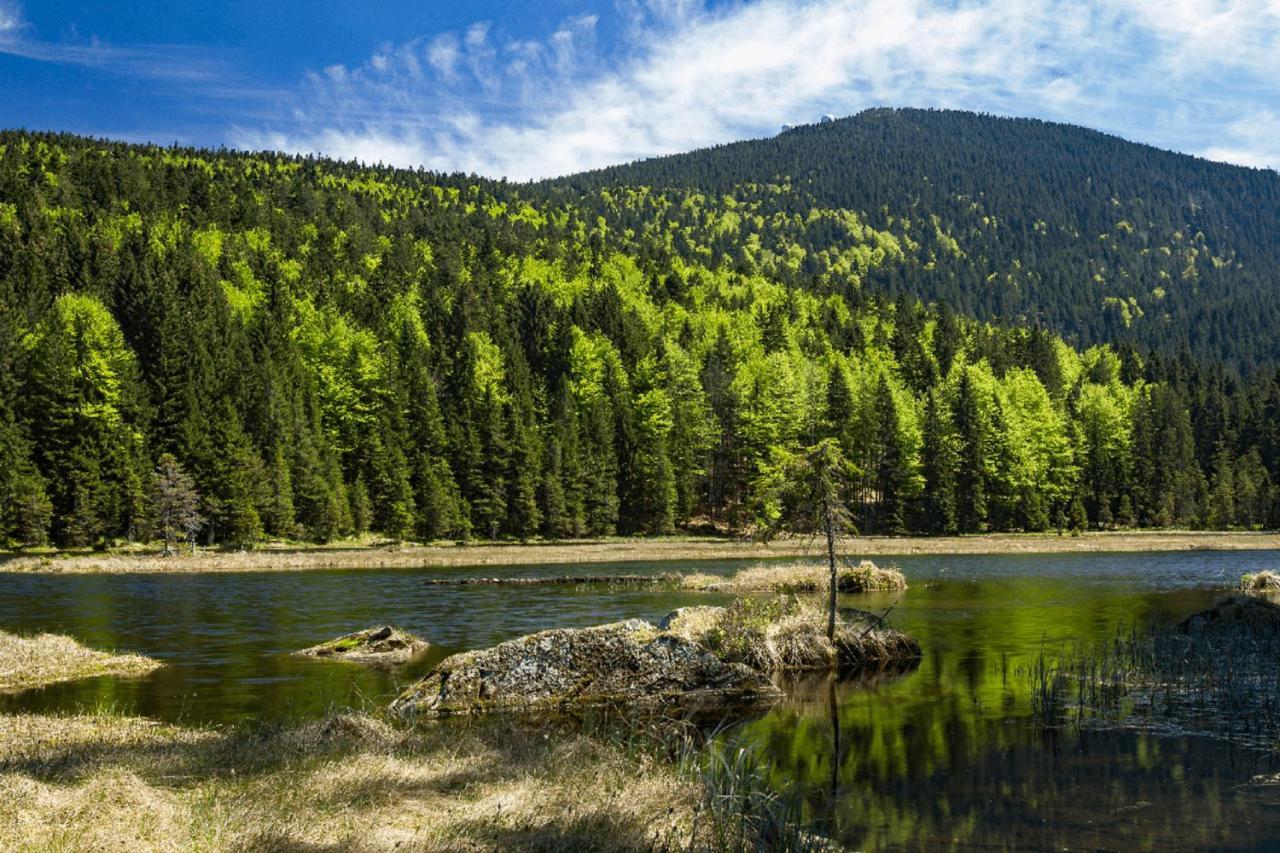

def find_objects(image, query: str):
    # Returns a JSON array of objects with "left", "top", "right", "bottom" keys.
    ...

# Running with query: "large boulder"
[
  {"left": 391, "top": 619, "right": 781, "bottom": 718},
  {"left": 295, "top": 625, "right": 428, "bottom": 666}
]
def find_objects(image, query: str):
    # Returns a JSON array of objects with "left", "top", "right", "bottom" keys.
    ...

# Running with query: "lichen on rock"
[
  {"left": 390, "top": 619, "right": 781, "bottom": 718},
  {"left": 393, "top": 599, "right": 921, "bottom": 718}
]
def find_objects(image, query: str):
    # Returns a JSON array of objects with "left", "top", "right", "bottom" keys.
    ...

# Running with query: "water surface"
[{"left": 3, "top": 549, "right": 1280, "bottom": 849}]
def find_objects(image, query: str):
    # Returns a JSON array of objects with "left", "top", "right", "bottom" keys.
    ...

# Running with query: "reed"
[{"left": 1029, "top": 600, "right": 1280, "bottom": 749}]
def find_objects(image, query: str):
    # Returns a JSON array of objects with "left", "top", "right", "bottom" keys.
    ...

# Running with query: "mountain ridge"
[{"left": 536, "top": 107, "right": 1280, "bottom": 369}]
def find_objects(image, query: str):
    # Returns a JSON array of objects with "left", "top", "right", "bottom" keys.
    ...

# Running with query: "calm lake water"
[{"left": 4, "top": 549, "right": 1280, "bottom": 849}]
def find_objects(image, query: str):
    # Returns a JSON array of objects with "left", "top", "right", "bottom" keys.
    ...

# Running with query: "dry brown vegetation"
[
  {"left": 661, "top": 598, "right": 921, "bottom": 673},
  {"left": 681, "top": 560, "right": 907, "bottom": 594},
  {"left": 0, "top": 631, "right": 160, "bottom": 692},
  {"left": 0, "top": 711, "right": 697, "bottom": 851},
  {"left": 5, "top": 531, "right": 1279, "bottom": 574},
  {"left": 1240, "top": 571, "right": 1280, "bottom": 593}
]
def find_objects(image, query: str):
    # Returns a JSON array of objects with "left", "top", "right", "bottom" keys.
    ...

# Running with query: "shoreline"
[{"left": 3, "top": 530, "right": 1279, "bottom": 574}]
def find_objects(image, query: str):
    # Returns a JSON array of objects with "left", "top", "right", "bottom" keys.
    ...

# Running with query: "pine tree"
[
  {"left": 872, "top": 376, "right": 908, "bottom": 534},
  {"left": 470, "top": 390, "right": 509, "bottom": 539},
  {"left": 503, "top": 399, "right": 542, "bottom": 537},
  {"left": 350, "top": 474, "right": 372, "bottom": 536},
  {"left": 539, "top": 432, "right": 571, "bottom": 538},
  {"left": 953, "top": 370, "right": 989, "bottom": 532},
  {"left": 753, "top": 439, "right": 859, "bottom": 641},
  {"left": 825, "top": 363, "right": 855, "bottom": 447},
  {"left": 1207, "top": 445, "right": 1236, "bottom": 529},
  {"left": 0, "top": 411, "right": 52, "bottom": 546},
  {"left": 149, "top": 453, "right": 203, "bottom": 554},
  {"left": 582, "top": 396, "right": 620, "bottom": 535},
  {"left": 262, "top": 444, "right": 297, "bottom": 538},
  {"left": 917, "top": 390, "right": 957, "bottom": 534}
]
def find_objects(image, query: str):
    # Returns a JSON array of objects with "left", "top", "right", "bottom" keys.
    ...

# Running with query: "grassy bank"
[
  {"left": 0, "top": 631, "right": 160, "bottom": 692},
  {"left": 0, "top": 709, "right": 818, "bottom": 851},
  {"left": 4, "top": 531, "right": 1280, "bottom": 574}
]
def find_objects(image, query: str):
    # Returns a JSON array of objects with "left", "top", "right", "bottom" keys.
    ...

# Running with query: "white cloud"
[
  {"left": 427, "top": 33, "right": 460, "bottom": 78},
  {"left": 232, "top": 0, "right": 1280, "bottom": 179},
  {"left": 0, "top": 0, "right": 24, "bottom": 38},
  {"left": 1203, "top": 110, "right": 1280, "bottom": 170}
]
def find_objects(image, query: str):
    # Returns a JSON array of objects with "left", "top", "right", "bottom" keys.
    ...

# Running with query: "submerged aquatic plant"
[{"left": 1030, "top": 598, "right": 1280, "bottom": 750}]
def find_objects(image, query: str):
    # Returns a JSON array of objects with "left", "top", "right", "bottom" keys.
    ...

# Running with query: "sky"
[{"left": 0, "top": 0, "right": 1277, "bottom": 180}]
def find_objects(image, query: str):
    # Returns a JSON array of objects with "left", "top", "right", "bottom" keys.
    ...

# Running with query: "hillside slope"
[
  {"left": 543, "top": 108, "right": 1280, "bottom": 369},
  {"left": 0, "top": 128, "right": 1277, "bottom": 549}
]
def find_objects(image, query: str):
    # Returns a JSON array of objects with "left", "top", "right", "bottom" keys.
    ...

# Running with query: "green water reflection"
[
  {"left": 725, "top": 572, "right": 1280, "bottom": 850},
  {"left": 3, "top": 550, "right": 1280, "bottom": 847}
]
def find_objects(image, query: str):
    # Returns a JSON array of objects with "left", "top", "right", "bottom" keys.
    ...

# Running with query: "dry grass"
[
  {"left": 1240, "top": 571, "right": 1280, "bottom": 593},
  {"left": 662, "top": 598, "right": 920, "bottom": 674},
  {"left": 0, "top": 631, "right": 160, "bottom": 692},
  {"left": 682, "top": 560, "right": 906, "bottom": 594},
  {"left": 0, "top": 710, "right": 697, "bottom": 851},
  {"left": 6, "top": 531, "right": 1280, "bottom": 574}
]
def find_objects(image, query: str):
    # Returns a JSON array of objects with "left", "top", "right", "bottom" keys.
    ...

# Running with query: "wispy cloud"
[
  {"left": 0, "top": 0, "right": 233, "bottom": 84},
  {"left": 219, "top": 0, "right": 1280, "bottom": 178},
  {"left": 1203, "top": 110, "right": 1280, "bottom": 171}
]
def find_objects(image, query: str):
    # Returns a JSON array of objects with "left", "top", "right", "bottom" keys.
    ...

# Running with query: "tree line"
[{"left": 0, "top": 131, "right": 1277, "bottom": 548}]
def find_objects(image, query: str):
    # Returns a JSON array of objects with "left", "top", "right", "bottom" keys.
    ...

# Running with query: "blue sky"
[{"left": 1, "top": 0, "right": 1277, "bottom": 179}]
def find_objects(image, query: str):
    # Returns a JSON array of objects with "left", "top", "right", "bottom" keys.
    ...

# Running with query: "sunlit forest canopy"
[
  {"left": 546, "top": 108, "right": 1280, "bottom": 370},
  {"left": 1, "top": 115, "right": 1278, "bottom": 548}
]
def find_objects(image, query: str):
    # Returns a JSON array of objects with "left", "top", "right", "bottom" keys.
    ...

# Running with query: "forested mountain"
[
  {"left": 546, "top": 108, "right": 1280, "bottom": 369},
  {"left": 0, "top": 124, "right": 1277, "bottom": 549}
]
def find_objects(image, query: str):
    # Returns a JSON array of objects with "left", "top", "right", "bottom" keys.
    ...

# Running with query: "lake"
[{"left": 4, "top": 549, "right": 1280, "bottom": 849}]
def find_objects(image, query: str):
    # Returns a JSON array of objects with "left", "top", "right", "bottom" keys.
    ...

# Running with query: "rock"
[
  {"left": 295, "top": 625, "right": 429, "bottom": 666},
  {"left": 1177, "top": 596, "right": 1280, "bottom": 637},
  {"left": 391, "top": 619, "right": 781, "bottom": 718}
]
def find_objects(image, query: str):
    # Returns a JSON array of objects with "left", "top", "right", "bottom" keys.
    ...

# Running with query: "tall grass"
[
  {"left": 688, "top": 743, "right": 830, "bottom": 852},
  {"left": 584, "top": 711, "right": 832, "bottom": 851},
  {"left": 1029, "top": 609, "right": 1280, "bottom": 749}
]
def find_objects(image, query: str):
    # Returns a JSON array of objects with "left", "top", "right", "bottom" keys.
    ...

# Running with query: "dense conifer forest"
[
  {"left": 2, "top": 111, "right": 1279, "bottom": 547},
  {"left": 550, "top": 108, "right": 1280, "bottom": 369}
]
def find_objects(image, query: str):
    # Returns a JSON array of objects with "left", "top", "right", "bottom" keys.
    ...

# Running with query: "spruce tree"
[
  {"left": 149, "top": 453, "right": 203, "bottom": 554},
  {"left": 953, "top": 370, "right": 989, "bottom": 532},
  {"left": 0, "top": 411, "right": 52, "bottom": 546},
  {"left": 872, "top": 376, "right": 908, "bottom": 534},
  {"left": 917, "top": 390, "right": 958, "bottom": 534}
]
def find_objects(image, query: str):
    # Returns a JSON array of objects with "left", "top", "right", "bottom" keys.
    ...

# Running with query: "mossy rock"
[
  {"left": 295, "top": 625, "right": 429, "bottom": 666},
  {"left": 391, "top": 619, "right": 781, "bottom": 718}
]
